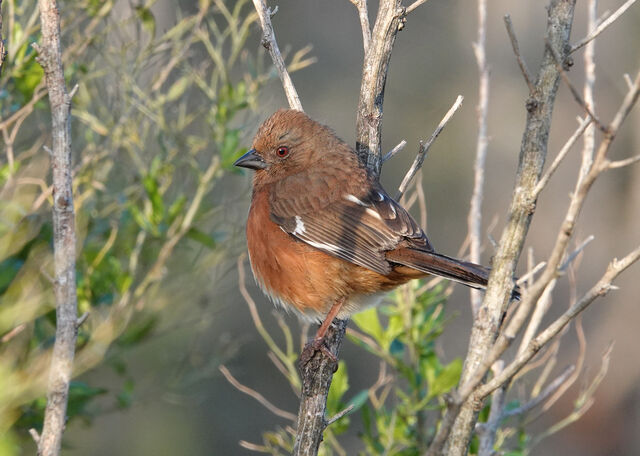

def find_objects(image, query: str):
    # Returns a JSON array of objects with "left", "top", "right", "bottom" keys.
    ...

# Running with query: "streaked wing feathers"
[{"left": 270, "top": 176, "right": 433, "bottom": 275}]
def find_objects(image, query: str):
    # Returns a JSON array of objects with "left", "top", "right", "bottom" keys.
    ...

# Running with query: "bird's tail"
[{"left": 387, "top": 247, "right": 520, "bottom": 299}]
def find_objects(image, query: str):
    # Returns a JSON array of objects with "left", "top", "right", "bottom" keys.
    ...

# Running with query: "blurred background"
[{"left": 1, "top": 0, "right": 639, "bottom": 454}]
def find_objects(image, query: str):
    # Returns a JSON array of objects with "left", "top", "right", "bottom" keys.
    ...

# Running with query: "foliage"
[{"left": 0, "top": 0, "right": 280, "bottom": 451}]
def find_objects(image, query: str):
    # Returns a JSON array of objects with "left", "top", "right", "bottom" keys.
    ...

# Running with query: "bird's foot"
[{"left": 299, "top": 336, "right": 338, "bottom": 370}]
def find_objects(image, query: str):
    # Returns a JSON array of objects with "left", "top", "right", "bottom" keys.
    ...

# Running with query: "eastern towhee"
[{"left": 235, "top": 109, "right": 516, "bottom": 358}]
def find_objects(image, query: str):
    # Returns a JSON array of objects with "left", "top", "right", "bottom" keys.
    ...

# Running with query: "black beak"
[{"left": 234, "top": 149, "right": 267, "bottom": 170}]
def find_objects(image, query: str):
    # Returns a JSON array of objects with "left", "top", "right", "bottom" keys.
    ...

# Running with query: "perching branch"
[{"left": 33, "top": 1, "right": 79, "bottom": 455}]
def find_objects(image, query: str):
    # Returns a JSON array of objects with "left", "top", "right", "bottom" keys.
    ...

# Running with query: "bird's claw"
[{"left": 299, "top": 336, "right": 338, "bottom": 370}]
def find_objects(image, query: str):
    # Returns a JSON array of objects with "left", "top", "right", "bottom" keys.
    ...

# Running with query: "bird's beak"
[{"left": 234, "top": 149, "right": 267, "bottom": 170}]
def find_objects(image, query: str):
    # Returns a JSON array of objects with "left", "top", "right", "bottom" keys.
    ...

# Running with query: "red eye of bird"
[{"left": 276, "top": 146, "right": 289, "bottom": 158}]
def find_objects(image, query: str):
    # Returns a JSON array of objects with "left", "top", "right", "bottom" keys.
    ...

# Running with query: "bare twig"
[
  {"left": 251, "top": 0, "right": 303, "bottom": 111},
  {"left": 326, "top": 404, "right": 355, "bottom": 426},
  {"left": 607, "top": 154, "right": 640, "bottom": 168},
  {"left": 478, "top": 247, "right": 639, "bottom": 399},
  {"left": 35, "top": 1, "right": 79, "bottom": 454},
  {"left": 349, "top": 0, "right": 371, "bottom": 54},
  {"left": 545, "top": 38, "right": 607, "bottom": 132},
  {"left": 382, "top": 139, "right": 407, "bottom": 162},
  {"left": 530, "top": 343, "right": 613, "bottom": 449},
  {"left": 570, "top": 0, "right": 638, "bottom": 53},
  {"left": 468, "top": 0, "right": 489, "bottom": 315},
  {"left": 396, "top": 95, "right": 463, "bottom": 199},
  {"left": 533, "top": 116, "right": 592, "bottom": 197},
  {"left": 355, "top": 0, "right": 405, "bottom": 176},
  {"left": 559, "top": 235, "right": 594, "bottom": 271},
  {"left": 1, "top": 324, "right": 27, "bottom": 343},
  {"left": 406, "top": 0, "right": 430, "bottom": 14},
  {"left": 75, "top": 312, "right": 89, "bottom": 328},
  {"left": 503, "top": 364, "right": 576, "bottom": 418},
  {"left": 579, "top": 0, "right": 597, "bottom": 186},
  {"left": 516, "top": 261, "right": 547, "bottom": 286},
  {"left": 219, "top": 365, "right": 297, "bottom": 422},
  {"left": 30, "top": 428, "right": 41, "bottom": 445},
  {"left": 503, "top": 14, "right": 536, "bottom": 94}
]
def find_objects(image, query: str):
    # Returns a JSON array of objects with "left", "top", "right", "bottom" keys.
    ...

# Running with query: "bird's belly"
[{"left": 246, "top": 191, "right": 415, "bottom": 320}]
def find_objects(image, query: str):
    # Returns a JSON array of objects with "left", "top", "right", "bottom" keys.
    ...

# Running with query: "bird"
[{"left": 235, "top": 109, "right": 516, "bottom": 361}]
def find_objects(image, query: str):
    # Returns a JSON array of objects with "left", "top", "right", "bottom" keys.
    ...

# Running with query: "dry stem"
[{"left": 35, "top": 1, "right": 79, "bottom": 455}]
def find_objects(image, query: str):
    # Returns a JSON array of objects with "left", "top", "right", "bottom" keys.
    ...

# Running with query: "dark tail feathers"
[{"left": 387, "top": 247, "right": 520, "bottom": 299}]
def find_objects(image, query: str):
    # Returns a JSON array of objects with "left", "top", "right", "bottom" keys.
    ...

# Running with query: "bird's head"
[{"left": 234, "top": 109, "right": 354, "bottom": 187}]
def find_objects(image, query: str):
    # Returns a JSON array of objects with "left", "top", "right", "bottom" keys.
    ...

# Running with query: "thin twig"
[
  {"left": 468, "top": 0, "right": 489, "bottom": 315},
  {"left": 571, "top": 0, "right": 638, "bottom": 53},
  {"left": 251, "top": 0, "right": 303, "bottom": 111},
  {"left": 607, "top": 154, "right": 640, "bottom": 168},
  {"left": 382, "top": 139, "right": 407, "bottom": 162},
  {"left": 504, "top": 14, "right": 535, "bottom": 94},
  {"left": 503, "top": 364, "right": 575, "bottom": 418},
  {"left": 326, "top": 404, "right": 355, "bottom": 426},
  {"left": 406, "top": 0, "right": 430, "bottom": 14},
  {"left": 533, "top": 117, "right": 592, "bottom": 197},
  {"left": 219, "top": 365, "right": 297, "bottom": 422},
  {"left": 349, "top": 0, "right": 371, "bottom": 54},
  {"left": 559, "top": 235, "right": 594, "bottom": 272},
  {"left": 544, "top": 38, "right": 607, "bottom": 132},
  {"left": 355, "top": 0, "right": 406, "bottom": 176},
  {"left": 477, "top": 246, "right": 639, "bottom": 399},
  {"left": 579, "top": 0, "right": 597, "bottom": 187},
  {"left": 516, "top": 261, "right": 547, "bottom": 286},
  {"left": 395, "top": 95, "right": 463, "bottom": 199}
]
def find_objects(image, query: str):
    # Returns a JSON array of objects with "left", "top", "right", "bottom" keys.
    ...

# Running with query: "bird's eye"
[{"left": 276, "top": 146, "right": 289, "bottom": 158}]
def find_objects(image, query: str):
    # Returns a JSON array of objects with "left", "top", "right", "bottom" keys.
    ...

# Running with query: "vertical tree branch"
[
  {"left": 468, "top": 0, "right": 489, "bottom": 315},
  {"left": 441, "top": 1, "right": 577, "bottom": 455},
  {"left": 579, "top": 0, "right": 597, "bottom": 184},
  {"left": 355, "top": 0, "right": 404, "bottom": 177},
  {"left": 33, "top": 1, "right": 78, "bottom": 455}
]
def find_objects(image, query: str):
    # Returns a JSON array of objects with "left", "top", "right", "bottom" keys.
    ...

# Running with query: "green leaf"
[
  {"left": 186, "top": 227, "right": 217, "bottom": 249},
  {"left": 117, "top": 315, "right": 158, "bottom": 347},
  {"left": 142, "top": 175, "right": 165, "bottom": 225},
  {"left": 428, "top": 358, "right": 462, "bottom": 400},
  {"left": 135, "top": 6, "right": 156, "bottom": 37},
  {"left": 117, "top": 379, "right": 135, "bottom": 409},
  {"left": 14, "top": 58, "right": 44, "bottom": 101},
  {"left": 346, "top": 389, "right": 369, "bottom": 413},
  {"left": 352, "top": 307, "right": 384, "bottom": 345}
]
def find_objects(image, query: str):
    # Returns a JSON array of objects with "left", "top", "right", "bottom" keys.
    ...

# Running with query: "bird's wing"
[{"left": 270, "top": 174, "right": 432, "bottom": 275}]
